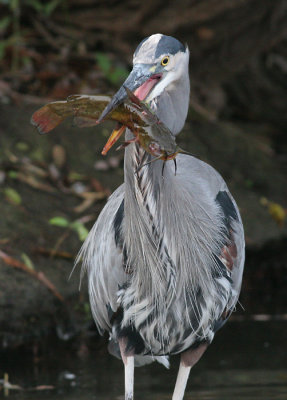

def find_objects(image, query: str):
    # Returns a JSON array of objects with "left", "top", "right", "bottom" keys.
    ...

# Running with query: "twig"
[
  {"left": 33, "top": 247, "right": 75, "bottom": 260},
  {"left": 50, "top": 231, "right": 70, "bottom": 259},
  {"left": 0, "top": 250, "right": 64, "bottom": 302}
]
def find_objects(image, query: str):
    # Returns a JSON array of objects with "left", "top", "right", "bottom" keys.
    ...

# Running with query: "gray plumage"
[{"left": 77, "top": 33, "right": 245, "bottom": 400}]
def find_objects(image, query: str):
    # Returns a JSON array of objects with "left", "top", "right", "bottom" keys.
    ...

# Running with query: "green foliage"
[
  {"left": 8, "top": 0, "right": 20, "bottom": 12},
  {"left": 0, "top": 41, "right": 9, "bottom": 60},
  {"left": 68, "top": 171, "right": 86, "bottom": 182},
  {"left": 4, "top": 187, "right": 22, "bottom": 205},
  {"left": 74, "top": 301, "right": 91, "bottom": 321},
  {"left": 0, "top": 0, "right": 65, "bottom": 66},
  {"left": 95, "top": 52, "right": 129, "bottom": 86},
  {"left": 15, "top": 142, "right": 29, "bottom": 152},
  {"left": 49, "top": 216, "right": 89, "bottom": 241},
  {"left": 0, "top": 0, "right": 20, "bottom": 68},
  {"left": 7, "top": 171, "right": 18, "bottom": 179},
  {"left": 245, "top": 179, "right": 254, "bottom": 188},
  {"left": 70, "top": 221, "right": 89, "bottom": 241},
  {"left": 83, "top": 302, "right": 90, "bottom": 315},
  {"left": 49, "top": 216, "right": 70, "bottom": 227},
  {"left": 0, "top": 16, "right": 11, "bottom": 32},
  {"left": 21, "top": 253, "right": 35, "bottom": 270},
  {"left": 25, "top": 0, "right": 63, "bottom": 17},
  {"left": 0, "top": 0, "right": 64, "bottom": 16}
]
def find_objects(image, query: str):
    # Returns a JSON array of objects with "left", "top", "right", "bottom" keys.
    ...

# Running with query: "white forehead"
[
  {"left": 133, "top": 34, "right": 163, "bottom": 64},
  {"left": 133, "top": 33, "right": 186, "bottom": 64}
]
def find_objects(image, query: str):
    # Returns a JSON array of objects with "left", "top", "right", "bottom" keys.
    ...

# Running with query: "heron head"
[{"left": 98, "top": 34, "right": 190, "bottom": 134}]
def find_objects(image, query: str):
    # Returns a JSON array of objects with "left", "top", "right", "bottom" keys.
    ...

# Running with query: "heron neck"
[
  {"left": 150, "top": 73, "right": 190, "bottom": 135},
  {"left": 123, "top": 138, "right": 173, "bottom": 303},
  {"left": 124, "top": 139, "right": 164, "bottom": 216}
]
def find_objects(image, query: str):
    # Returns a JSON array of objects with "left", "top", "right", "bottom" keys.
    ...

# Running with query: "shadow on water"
[{"left": 1, "top": 321, "right": 287, "bottom": 399}]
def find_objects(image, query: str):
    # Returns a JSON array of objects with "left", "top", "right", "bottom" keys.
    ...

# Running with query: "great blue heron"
[{"left": 78, "top": 33, "right": 245, "bottom": 400}]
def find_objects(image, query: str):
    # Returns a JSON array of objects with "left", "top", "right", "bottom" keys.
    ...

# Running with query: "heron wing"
[
  {"left": 214, "top": 189, "right": 245, "bottom": 328},
  {"left": 78, "top": 184, "right": 127, "bottom": 333},
  {"left": 175, "top": 154, "right": 245, "bottom": 327}
]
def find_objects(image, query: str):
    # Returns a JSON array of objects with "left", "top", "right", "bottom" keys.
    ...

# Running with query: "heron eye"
[{"left": 161, "top": 56, "right": 170, "bottom": 66}]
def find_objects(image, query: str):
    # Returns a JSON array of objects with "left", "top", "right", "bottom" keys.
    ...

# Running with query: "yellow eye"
[{"left": 161, "top": 56, "right": 170, "bottom": 66}]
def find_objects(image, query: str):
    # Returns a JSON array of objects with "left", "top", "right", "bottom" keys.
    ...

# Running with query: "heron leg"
[
  {"left": 172, "top": 343, "right": 208, "bottom": 400},
  {"left": 124, "top": 356, "right": 134, "bottom": 400},
  {"left": 119, "top": 338, "right": 134, "bottom": 400},
  {"left": 172, "top": 362, "right": 191, "bottom": 400}
]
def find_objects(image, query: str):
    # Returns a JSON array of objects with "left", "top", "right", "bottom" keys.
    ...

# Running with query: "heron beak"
[
  {"left": 98, "top": 64, "right": 161, "bottom": 123},
  {"left": 101, "top": 125, "right": 126, "bottom": 155},
  {"left": 100, "top": 64, "right": 161, "bottom": 155}
]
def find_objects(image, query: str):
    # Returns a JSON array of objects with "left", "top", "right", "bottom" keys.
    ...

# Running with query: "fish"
[{"left": 31, "top": 90, "right": 188, "bottom": 162}]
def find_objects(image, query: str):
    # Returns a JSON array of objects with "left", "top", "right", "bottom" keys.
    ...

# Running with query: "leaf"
[
  {"left": 68, "top": 171, "right": 86, "bottom": 182},
  {"left": 83, "top": 302, "right": 91, "bottom": 319},
  {"left": 70, "top": 221, "right": 89, "bottom": 241},
  {"left": 16, "top": 142, "right": 29, "bottom": 151},
  {"left": 260, "top": 197, "right": 286, "bottom": 227},
  {"left": 16, "top": 172, "right": 55, "bottom": 193},
  {"left": 268, "top": 202, "right": 286, "bottom": 227},
  {"left": 49, "top": 216, "right": 70, "bottom": 227},
  {"left": 0, "top": 16, "right": 11, "bottom": 32},
  {"left": 21, "top": 253, "right": 35, "bottom": 270},
  {"left": 25, "top": 0, "right": 43, "bottom": 13},
  {"left": 0, "top": 41, "right": 8, "bottom": 60},
  {"left": 95, "top": 52, "right": 112, "bottom": 75},
  {"left": 52, "top": 144, "right": 66, "bottom": 168},
  {"left": 83, "top": 302, "right": 90, "bottom": 314},
  {"left": 95, "top": 53, "right": 128, "bottom": 85},
  {"left": 43, "top": 0, "right": 61, "bottom": 16},
  {"left": 7, "top": 171, "right": 18, "bottom": 179},
  {"left": 9, "top": 0, "right": 19, "bottom": 12},
  {"left": 4, "top": 187, "right": 22, "bottom": 205},
  {"left": 109, "top": 66, "right": 129, "bottom": 85},
  {"left": 77, "top": 225, "right": 89, "bottom": 241}
]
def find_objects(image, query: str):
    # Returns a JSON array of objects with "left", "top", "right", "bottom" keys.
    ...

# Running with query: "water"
[{"left": 1, "top": 321, "right": 287, "bottom": 399}]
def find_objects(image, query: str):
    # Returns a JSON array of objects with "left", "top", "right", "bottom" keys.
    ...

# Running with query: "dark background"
[{"left": 0, "top": 0, "right": 286, "bottom": 359}]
